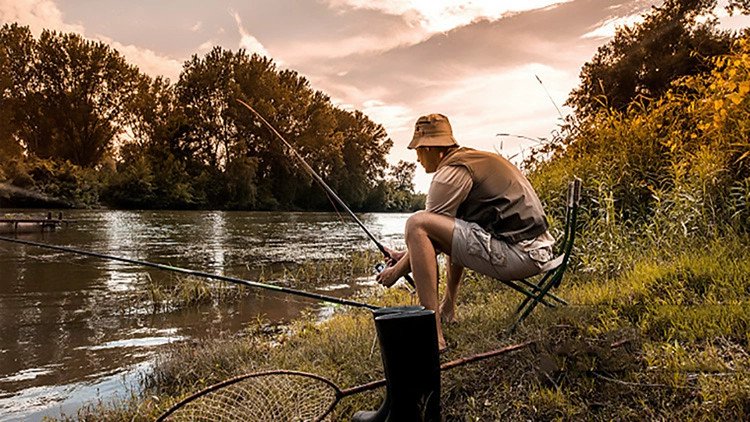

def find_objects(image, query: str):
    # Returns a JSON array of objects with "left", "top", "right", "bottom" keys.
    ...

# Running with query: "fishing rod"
[
  {"left": 0, "top": 235, "right": 380, "bottom": 311},
  {"left": 236, "top": 99, "right": 416, "bottom": 288}
]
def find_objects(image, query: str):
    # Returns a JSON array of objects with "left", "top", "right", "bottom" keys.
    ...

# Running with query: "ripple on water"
[
  {"left": 1, "top": 365, "right": 60, "bottom": 383},
  {"left": 77, "top": 335, "right": 185, "bottom": 351}
]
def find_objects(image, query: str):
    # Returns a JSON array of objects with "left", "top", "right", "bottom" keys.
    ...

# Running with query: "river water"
[{"left": 0, "top": 210, "right": 410, "bottom": 421}]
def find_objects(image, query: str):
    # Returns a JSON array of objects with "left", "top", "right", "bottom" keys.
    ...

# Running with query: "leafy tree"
[
  {"left": 0, "top": 24, "right": 34, "bottom": 161},
  {"left": 25, "top": 31, "right": 144, "bottom": 167},
  {"left": 0, "top": 26, "right": 146, "bottom": 168},
  {"left": 390, "top": 160, "right": 417, "bottom": 192},
  {"left": 1, "top": 26, "right": 410, "bottom": 211},
  {"left": 567, "top": 0, "right": 749, "bottom": 119},
  {"left": 177, "top": 47, "right": 394, "bottom": 210},
  {"left": 328, "top": 108, "right": 392, "bottom": 209}
]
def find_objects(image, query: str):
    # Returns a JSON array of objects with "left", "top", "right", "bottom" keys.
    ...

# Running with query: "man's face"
[{"left": 416, "top": 148, "right": 443, "bottom": 173}]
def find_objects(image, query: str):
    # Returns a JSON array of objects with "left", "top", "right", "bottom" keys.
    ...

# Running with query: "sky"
[{"left": 2, "top": 0, "right": 749, "bottom": 192}]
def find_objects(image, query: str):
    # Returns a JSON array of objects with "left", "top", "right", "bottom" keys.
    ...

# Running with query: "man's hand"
[
  {"left": 383, "top": 246, "right": 406, "bottom": 266},
  {"left": 376, "top": 265, "right": 400, "bottom": 288}
]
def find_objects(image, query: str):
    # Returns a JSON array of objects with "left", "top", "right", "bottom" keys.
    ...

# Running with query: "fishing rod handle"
[{"left": 378, "top": 246, "right": 416, "bottom": 288}]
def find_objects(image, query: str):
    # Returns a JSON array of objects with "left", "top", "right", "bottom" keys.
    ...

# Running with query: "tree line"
[{"left": 0, "top": 23, "right": 424, "bottom": 211}]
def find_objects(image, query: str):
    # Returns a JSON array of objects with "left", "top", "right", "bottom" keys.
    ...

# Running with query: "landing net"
[{"left": 158, "top": 371, "right": 341, "bottom": 422}]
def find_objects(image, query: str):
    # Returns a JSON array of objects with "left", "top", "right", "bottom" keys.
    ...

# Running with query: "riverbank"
[{"left": 65, "top": 235, "right": 750, "bottom": 421}]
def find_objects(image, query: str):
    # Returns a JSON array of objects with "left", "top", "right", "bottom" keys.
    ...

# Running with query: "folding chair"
[{"left": 506, "top": 178, "right": 582, "bottom": 332}]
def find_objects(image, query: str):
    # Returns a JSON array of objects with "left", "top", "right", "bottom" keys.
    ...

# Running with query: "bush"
[{"left": 0, "top": 156, "right": 100, "bottom": 207}]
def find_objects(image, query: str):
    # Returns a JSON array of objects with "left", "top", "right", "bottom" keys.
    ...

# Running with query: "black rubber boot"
[{"left": 352, "top": 306, "right": 441, "bottom": 421}]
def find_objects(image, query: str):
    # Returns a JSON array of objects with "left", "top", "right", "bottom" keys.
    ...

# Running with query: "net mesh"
[{"left": 162, "top": 372, "right": 339, "bottom": 422}]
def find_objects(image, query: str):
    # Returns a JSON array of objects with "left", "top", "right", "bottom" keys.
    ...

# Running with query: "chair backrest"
[{"left": 552, "top": 179, "right": 581, "bottom": 284}]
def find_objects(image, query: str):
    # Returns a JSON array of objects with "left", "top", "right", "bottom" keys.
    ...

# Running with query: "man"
[{"left": 376, "top": 114, "right": 555, "bottom": 352}]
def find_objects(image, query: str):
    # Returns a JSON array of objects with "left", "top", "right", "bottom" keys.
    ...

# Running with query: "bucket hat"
[{"left": 407, "top": 113, "right": 459, "bottom": 149}]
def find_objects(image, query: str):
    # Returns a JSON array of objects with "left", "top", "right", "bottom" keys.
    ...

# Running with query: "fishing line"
[
  {"left": 534, "top": 74, "right": 565, "bottom": 120},
  {"left": 0, "top": 235, "right": 380, "bottom": 310},
  {"left": 237, "top": 99, "right": 416, "bottom": 288}
]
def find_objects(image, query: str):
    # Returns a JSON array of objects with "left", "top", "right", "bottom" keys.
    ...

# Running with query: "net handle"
[{"left": 441, "top": 340, "right": 535, "bottom": 371}]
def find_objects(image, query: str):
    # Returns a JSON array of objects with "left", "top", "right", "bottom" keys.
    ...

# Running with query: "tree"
[
  {"left": 1, "top": 27, "right": 145, "bottom": 167},
  {"left": 176, "top": 47, "right": 394, "bottom": 210},
  {"left": 0, "top": 24, "right": 34, "bottom": 161},
  {"left": 567, "top": 0, "right": 748, "bottom": 118},
  {"left": 390, "top": 160, "right": 416, "bottom": 192}
]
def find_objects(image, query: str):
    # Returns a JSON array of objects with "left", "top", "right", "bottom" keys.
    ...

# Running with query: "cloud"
[
  {"left": 273, "top": 30, "right": 427, "bottom": 62},
  {"left": 302, "top": 0, "right": 648, "bottom": 192},
  {"left": 104, "top": 38, "right": 183, "bottom": 82},
  {"left": 197, "top": 39, "right": 214, "bottom": 53},
  {"left": 582, "top": 14, "right": 644, "bottom": 38},
  {"left": 0, "top": 0, "right": 184, "bottom": 81},
  {"left": 231, "top": 10, "right": 271, "bottom": 59},
  {"left": 0, "top": 0, "right": 84, "bottom": 35},
  {"left": 323, "top": 0, "right": 573, "bottom": 33},
  {"left": 190, "top": 20, "right": 202, "bottom": 32},
  {"left": 361, "top": 99, "right": 414, "bottom": 132}
]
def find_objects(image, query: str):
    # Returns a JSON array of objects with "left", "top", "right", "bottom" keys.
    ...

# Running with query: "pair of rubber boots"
[{"left": 352, "top": 306, "right": 441, "bottom": 422}]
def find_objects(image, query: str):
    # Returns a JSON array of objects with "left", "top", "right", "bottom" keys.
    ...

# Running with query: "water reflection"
[
  {"left": 205, "top": 212, "right": 227, "bottom": 274},
  {"left": 0, "top": 210, "right": 409, "bottom": 420}
]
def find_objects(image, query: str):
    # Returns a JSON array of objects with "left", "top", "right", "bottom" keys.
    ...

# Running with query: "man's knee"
[{"left": 405, "top": 211, "right": 433, "bottom": 238}]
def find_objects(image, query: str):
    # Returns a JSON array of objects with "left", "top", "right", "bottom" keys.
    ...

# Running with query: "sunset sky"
[{"left": 2, "top": 0, "right": 749, "bottom": 191}]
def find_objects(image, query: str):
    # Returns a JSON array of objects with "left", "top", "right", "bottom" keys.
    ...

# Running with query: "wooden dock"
[{"left": 0, "top": 213, "right": 76, "bottom": 234}]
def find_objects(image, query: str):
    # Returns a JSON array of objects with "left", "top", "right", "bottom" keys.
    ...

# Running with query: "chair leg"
[
  {"left": 510, "top": 276, "right": 560, "bottom": 333},
  {"left": 499, "top": 279, "right": 556, "bottom": 308},
  {"left": 517, "top": 278, "right": 567, "bottom": 306}
]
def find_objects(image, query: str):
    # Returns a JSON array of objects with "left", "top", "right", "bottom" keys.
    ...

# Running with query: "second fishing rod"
[{"left": 237, "top": 99, "right": 415, "bottom": 288}]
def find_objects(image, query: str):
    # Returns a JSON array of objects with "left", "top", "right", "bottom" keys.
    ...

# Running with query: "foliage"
[
  {"left": 567, "top": 0, "right": 741, "bottom": 119},
  {"left": 0, "top": 156, "right": 99, "bottom": 207},
  {"left": 1, "top": 24, "right": 144, "bottom": 168},
  {"left": 528, "top": 35, "right": 750, "bottom": 280},
  {"left": 171, "top": 47, "right": 401, "bottom": 211},
  {"left": 101, "top": 141, "right": 200, "bottom": 209},
  {"left": 365, "top": 160, "right": 425, "bottom": 212}
]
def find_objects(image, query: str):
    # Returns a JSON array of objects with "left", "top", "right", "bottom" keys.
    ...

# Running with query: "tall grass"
[{"left": 132, "top": 249, "right": 381, "bottom": 312}]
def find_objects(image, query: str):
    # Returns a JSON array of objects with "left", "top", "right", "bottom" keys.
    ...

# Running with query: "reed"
[{"left": 134, "top": 249, "right": 382, "bottom": 312}]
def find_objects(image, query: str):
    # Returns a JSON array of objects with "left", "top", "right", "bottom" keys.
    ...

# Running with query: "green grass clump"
[{"left": 133, "top": 249, "right": 381, "bottom": 312}]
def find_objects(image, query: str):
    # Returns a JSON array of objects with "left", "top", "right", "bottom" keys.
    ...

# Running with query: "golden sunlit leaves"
[{"left": 727, "top": 92, "right": 743, "bottom": 105}]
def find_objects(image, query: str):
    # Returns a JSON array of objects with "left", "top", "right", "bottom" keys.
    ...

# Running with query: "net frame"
[{"left": 156, "top": 369, "right": 386, "bottom": 422}]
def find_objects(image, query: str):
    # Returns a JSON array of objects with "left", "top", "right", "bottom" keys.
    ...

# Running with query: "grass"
[
  {"left": 132, "top": 249, "right": 382, "bottom": 312},
  {"left": 60, "top": 234, "right": 750, "bottom": 421}
]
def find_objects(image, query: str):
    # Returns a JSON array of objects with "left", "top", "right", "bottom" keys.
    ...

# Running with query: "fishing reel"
[{"left": 374, "top": 262, "right": 385, "bottom": 274}]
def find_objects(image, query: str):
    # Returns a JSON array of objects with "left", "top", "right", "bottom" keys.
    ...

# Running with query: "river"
[{"left": 0, "top": 210, "right": 410, "bottom": 421}]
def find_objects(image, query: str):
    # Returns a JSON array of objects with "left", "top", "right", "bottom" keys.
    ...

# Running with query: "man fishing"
[{"left": 376, "top": 114, "right": 555, "bottom": 351}]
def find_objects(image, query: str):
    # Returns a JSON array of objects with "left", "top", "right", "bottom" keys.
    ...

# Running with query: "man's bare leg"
[
  {"left": 440, "top": 262, "right": 464, "bottom": 323},
  {"left": 404, "top": 211, "right": 455, "bottom": 351}
]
